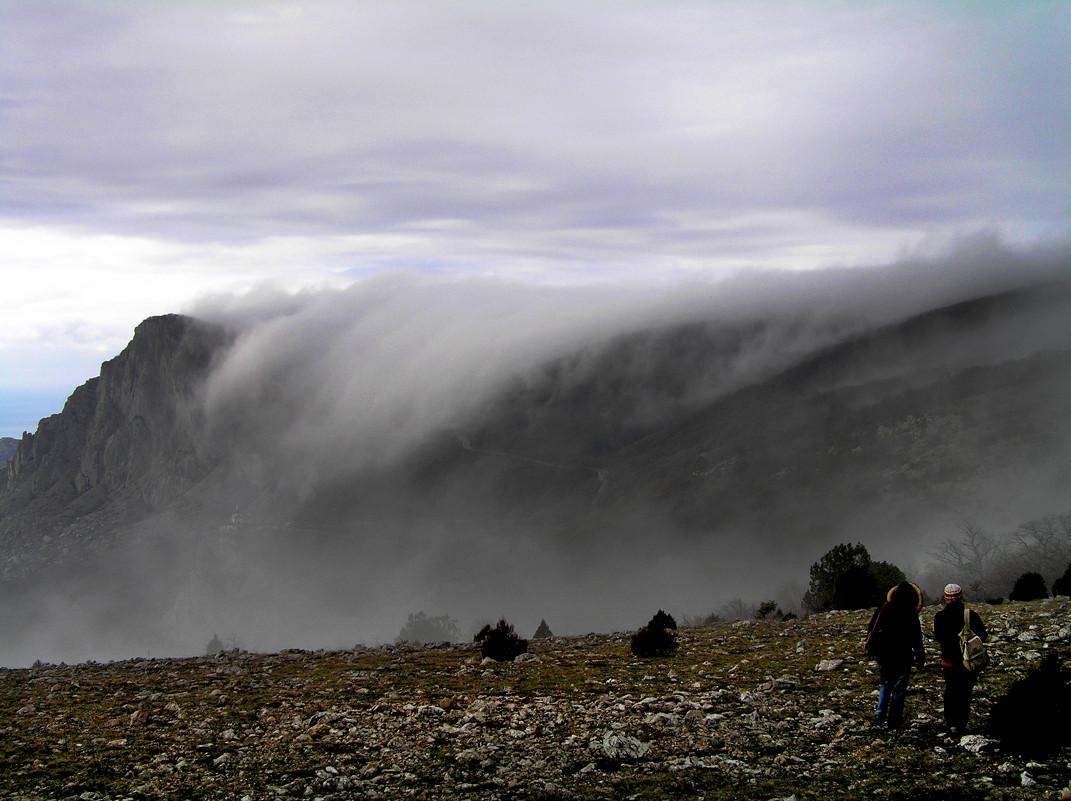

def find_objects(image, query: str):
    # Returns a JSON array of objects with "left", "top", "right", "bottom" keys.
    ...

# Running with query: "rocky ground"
[{"left": 3, "top": 599, "right": 1071, "bottom": 800}]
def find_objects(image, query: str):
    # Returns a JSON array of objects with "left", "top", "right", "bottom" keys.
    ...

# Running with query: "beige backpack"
[{"left": 960, "top": 607, "right": 988, "bottom": 672}]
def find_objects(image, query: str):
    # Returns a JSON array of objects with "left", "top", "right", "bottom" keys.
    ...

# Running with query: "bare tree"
[
  {"left": 718, "top": 597, "right": 752, "bottom": 621},
  {"left": 1013, "top": 514, "right": 1071, "bottom": 575},
  {"left": 929, "top": 520, "right": 1007, "bottom": 597}
]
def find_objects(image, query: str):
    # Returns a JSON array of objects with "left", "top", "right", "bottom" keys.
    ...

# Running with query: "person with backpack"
[
  {"left": 865, "top": 581, "right": 925, "bottom": 729},
  {"left": 933, "top": 582, "right": 988, "bottom": 736}
]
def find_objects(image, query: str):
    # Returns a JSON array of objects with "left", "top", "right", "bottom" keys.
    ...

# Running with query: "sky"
[{"left": 2, "top": 0, "right": 1070, "bottom": 439}]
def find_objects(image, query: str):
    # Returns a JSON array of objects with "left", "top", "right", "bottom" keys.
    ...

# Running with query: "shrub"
[
  {"left": 476, "top": 619, "right": 528, "bottom": 662},
  {"left": 650, "top": 609, "right": 677, "bottom": 630},
  {"left": 630, "top": 610, "right": 678, "bottom": 658},
  {"left": 205, "top": 634, "right": 239, "bottom": 654},
  {"left": 630, "top": 626, "right": 677, "bottom": 658},
  {"left": 718, "top": 598, "right": 752, "bottom": 621},
  {"left": 754, "top": 600, "right": 782, "bottom": 620},
  {"left": 682, "top": 612, "right": 723, "bottom": 627},
  {"left": 1053, "top": 563, "right": 1071, "bottom": 597},
  {"left": 803, "top": 543, "right": 869, "bottom": 612},
  {"left": 831, "top": 564, "right": 880, "bottom": 610},
  {"left": 869, "top": 561, "right": 909, "bottom": 598},
  {"left": 1009, "top": 571, "right": 1048, "bottom": 602},
  {"left": 396, "top": 611, "right": 460, "bottom": 645},
  {"left": 989, "top": 654, "right": 1071, "bottom": 756}
]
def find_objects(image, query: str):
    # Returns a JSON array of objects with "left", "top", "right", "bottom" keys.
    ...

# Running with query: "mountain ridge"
[{"left": 2, "top": 284, "right": 1070, "bottom": 665}]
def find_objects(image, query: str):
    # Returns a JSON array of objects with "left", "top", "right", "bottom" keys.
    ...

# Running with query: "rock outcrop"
[{"left": 0, "top": 315, "right": 230, "bottom": 573}]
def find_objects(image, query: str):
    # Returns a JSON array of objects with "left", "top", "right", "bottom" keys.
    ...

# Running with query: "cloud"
[
  {"left": 193, "top": 234, "right": 1071, "bottom": 487},
  {"left": 2, "top": 0, "right": 1069, "bottom": 415},
  {"left": 197, "top": 274, "right": 655, "bottom": 472},
  {"left": 3, "top": 1, "right": 1069, "bottom": 254}
]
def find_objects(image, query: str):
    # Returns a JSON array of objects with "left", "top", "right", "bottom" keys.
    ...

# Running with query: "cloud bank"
[
  {"left": 191, "top": 235, "right": 1071, "bottom": 479},
  {"left": 2, "top": 1, "right": 1070, "bottom": 420}
]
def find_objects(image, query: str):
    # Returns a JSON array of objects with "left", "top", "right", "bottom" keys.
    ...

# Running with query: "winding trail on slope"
[{"left": 457, "top": 436, "right": 609, "bottom": 486}]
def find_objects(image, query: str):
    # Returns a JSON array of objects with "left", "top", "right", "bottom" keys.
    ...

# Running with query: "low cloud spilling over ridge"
[
  {"left": 4, "top": 236, "right": 1071, "bottom": 667},
  {"left": 2, "top": 1, "right": 1070, "bottom": 413},
  {"left": 192, "top": 235, "right": 1071, "bottom": 478}
]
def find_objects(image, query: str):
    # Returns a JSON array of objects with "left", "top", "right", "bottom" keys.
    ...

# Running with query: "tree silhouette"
[
  {"left": 1009, "top": 571, "right": 1048, "bottom": 602},
  {"left": 477, "top": 619, "right": 528, "bottom": 662},
  {"left": 396, "top": 611, "right": 460, "bottom": 644},
  {"left": 804, "top": 543, "right": 906, "bottom": 613}
]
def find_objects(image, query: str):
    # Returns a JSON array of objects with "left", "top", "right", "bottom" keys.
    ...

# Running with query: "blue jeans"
[{"left": 876, "top": 662, "right": 911, "bottom": 727}]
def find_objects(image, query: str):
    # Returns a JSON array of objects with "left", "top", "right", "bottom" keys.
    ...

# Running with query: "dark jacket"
[
  {"left": 934, "top": 601, "right": 987, "bottom": 667},
  {"left": 866, "top": 581, "right": 925, "bottom": 668}
]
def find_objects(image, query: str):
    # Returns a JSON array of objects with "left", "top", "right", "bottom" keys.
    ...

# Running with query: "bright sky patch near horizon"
[{"left": 1, "top": 1, "right": 1069, "bottom": 438}]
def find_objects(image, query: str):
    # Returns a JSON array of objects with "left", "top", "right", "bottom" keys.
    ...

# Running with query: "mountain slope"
[
  {"left": 0, "top": 315, "right": 230, "bottom": 571},
  {"left": 1, "top": 284, "right": 1070, "bottom": 665}
]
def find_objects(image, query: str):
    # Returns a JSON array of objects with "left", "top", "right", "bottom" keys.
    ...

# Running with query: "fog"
[
  {"left": 195, "top": 234, "right": 1071, "bottom": 474},
  {"left": 4, "top": 236, "right": 1071, "bottom": 667}
]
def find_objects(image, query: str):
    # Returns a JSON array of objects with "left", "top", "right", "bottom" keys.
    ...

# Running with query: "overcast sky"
[{"left": 1, "top": 1, "right": 1070, "bottom": 437}]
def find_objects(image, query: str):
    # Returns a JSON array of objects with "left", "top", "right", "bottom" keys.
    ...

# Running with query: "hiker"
[
  {"left": 865, "top": 581, "right": 925, "bottom": 728},
  {"left": 933, "top": 582, "right": 987, "bottom": 736}
]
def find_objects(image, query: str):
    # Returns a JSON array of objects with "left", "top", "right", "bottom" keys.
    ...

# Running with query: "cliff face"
[{"left": 0, "top": 315, "right": 230, "bottom": 551}]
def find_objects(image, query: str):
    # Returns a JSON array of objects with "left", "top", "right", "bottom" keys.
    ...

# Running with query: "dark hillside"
[
  {"left": 596, "top": 345, "right": 1071, "bottom": 541},
  {"left": 421, "top": 283, "right": 1071, "bottom": 559}
]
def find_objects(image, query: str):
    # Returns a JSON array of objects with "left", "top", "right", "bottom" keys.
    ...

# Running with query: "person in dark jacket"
[
  {"left": 866, "top": 581, "right": 925, "bottom": 728},
  {"left": 933, "top": 582, "right": 987, "bottom": 735}
]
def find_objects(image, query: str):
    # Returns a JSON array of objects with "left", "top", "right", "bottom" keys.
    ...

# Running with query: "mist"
[
  {"left": 194, "top": 235, "right": 1070, "bottom": 471},
  {"left": 4, "top": 235, "right": 1071, "bottom": 667}
]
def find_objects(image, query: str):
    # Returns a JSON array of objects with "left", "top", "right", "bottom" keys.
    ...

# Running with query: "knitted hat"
[{"left": 943, "top": 583, "right": 963, "bottom": 603}]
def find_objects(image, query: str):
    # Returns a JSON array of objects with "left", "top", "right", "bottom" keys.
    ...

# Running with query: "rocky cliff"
[{"left": 0, "top": 315, "right": 230, "bottom": 572}]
